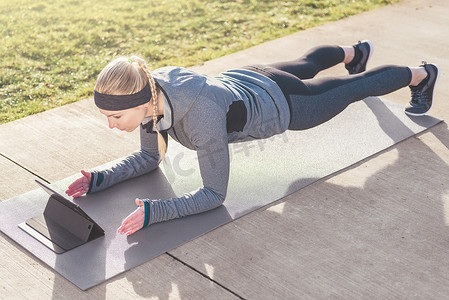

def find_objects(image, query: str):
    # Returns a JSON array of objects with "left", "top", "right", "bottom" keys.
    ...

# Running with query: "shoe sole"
[
  {"left": 359, "top": 40, "right": 374, "bottom": 72},
  {"left": 404, "top": 63, "right": 441, "bottom": 117}
]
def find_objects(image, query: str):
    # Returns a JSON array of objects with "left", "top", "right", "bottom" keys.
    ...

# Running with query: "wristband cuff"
[
  {"left": 142, "top": 200, "right": 150, "bottom": 229},
  {"left": 87, "top": 172, "right": 94, "bottom": 194}
]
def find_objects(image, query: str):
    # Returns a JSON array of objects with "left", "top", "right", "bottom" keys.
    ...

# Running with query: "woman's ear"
[{"left": 138, "top": 102, "right": 150, "bottom": 113}]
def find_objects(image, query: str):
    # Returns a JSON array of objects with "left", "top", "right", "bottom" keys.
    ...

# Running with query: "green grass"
[{"left": 0, "top": 0, "right": 401, "bottom": 124}]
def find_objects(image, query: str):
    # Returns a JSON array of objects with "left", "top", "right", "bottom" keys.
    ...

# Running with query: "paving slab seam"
[
  {"left": 166, "top": 252, "right": 246, "bottom": 299},
  {"left": 0, "top": 153, "right": 51, "bottom": 184}
]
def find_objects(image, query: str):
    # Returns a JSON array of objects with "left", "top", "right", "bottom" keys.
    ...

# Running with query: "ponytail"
[{"left": 133, "top": 56, "right": 167, "bottom": 161}]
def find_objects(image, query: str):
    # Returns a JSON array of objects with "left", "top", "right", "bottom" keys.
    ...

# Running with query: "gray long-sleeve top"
[{"left": 88, "top": 67, "right": 290, "bottom": 225}]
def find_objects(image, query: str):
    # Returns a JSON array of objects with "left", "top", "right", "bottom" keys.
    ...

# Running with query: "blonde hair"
[{"left": 95, "top": 56, "right": 167, "bottom": 161}]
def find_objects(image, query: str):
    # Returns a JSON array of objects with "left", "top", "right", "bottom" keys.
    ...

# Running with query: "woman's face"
[{"left": 99, "top": 104, "right": 149, "bottom": 132}]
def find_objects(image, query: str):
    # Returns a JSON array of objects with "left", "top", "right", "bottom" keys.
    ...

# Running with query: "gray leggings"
[{"left": 244, "top": 45, "right": 412, "bottom": 130}]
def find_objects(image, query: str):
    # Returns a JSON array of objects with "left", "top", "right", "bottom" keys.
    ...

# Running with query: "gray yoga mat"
[{"left": 0, "top": 97, "right": 442, "bottom": 290}]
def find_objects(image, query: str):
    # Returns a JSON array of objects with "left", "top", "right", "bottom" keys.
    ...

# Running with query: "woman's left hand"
[{"left": 117, "top": 198, "right": 145, "bottom": 236}]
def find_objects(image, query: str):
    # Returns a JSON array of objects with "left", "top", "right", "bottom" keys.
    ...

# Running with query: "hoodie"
[{"left": 88, "top": 66, "right": 290, "bottom": 225}]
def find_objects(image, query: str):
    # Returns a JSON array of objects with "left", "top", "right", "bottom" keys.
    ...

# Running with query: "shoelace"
[{"left": 410, "top": 89, "right": 430, "bottom": 104}]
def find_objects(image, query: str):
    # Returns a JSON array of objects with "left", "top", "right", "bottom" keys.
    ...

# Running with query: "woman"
[{"left": 65, "top": 40, "right": 440, "bottom": 236}]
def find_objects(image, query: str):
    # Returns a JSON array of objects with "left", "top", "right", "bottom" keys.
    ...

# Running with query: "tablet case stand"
[{"left": 19, "top": 180, "right": 104, "bottom": 254}]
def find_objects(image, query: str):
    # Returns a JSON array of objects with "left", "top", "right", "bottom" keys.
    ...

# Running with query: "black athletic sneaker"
[
  {"left": 345, "top": 40, "right": 374, "bottom": 75},
  {"left": 404, "top": 62, "right": 440, "bottom": 116}
]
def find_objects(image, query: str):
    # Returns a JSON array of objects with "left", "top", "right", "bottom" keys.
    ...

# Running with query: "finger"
[
  {"left": 66, "top": 185, "right": 80, "bottom": 194},
  {"left": 118, "top": 210, "right": 144, "bottom": 234},
  {"left": 121, "top": 202, "right": 144, "bottom": 226},
  {"left": 66, "top": 188, "right": 80, "bottom": 196},
  {"left": 71, "top": 179, "right": 90, "bottom": 191},
  {"left": 67, "top": 178, "right": 88, "bottom": 191},
  {"left": 119, "top": 213, "right": 143, "bottom": 232},
  {"left": 118, "top": 211, "right": 140, "bottom": 233},
  {"left": 125, "top": 215, "right": 145, "bottom": 229},
  {"left": 71, "top": 190, "right": 86, "bottom": 198},
  {"left": 135, "top": 198, "right": 144, "bottom": 207},
  {"left": 119, "top": 223, "right": 140, "bottom": 235},
  {"left": 126, "top": 228, "right": 139, "bottom": 236},
  {"left": 66, "top": 185, "right": 86, "bottom": 197},
  {"left": 118, "top": 220, "right": 131, "bottom": 234},
  {"left": 81, "top": 170, "right": 92, "bottom": 180},
  {"left": 74, "top": 179, "right": 89, "bottom": 189},
  {"left": 124, "top": 220, "right": 145, "bottom": 236},
  {"left": 67, "top": 171, "right": 90, "bottom": 190},
  {"left": 67, "top": 180, "right": 82, "bottom": 190},
  {"left": 121, "top": 223, "right": 140, "bottom": 236}
]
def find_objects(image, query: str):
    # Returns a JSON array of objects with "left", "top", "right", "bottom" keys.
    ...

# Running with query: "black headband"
[{"left": 94, "top": 82, "right": 152, "bottom": 111}]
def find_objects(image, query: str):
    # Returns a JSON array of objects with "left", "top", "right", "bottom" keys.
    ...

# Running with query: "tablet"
[{"left": 18, "top": 179, "right": 104, "bottom": 253}]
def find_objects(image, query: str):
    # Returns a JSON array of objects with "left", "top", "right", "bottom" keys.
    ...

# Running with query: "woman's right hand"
[{"left": 65, "top": 170, "right": 92, "bottom": 198}]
